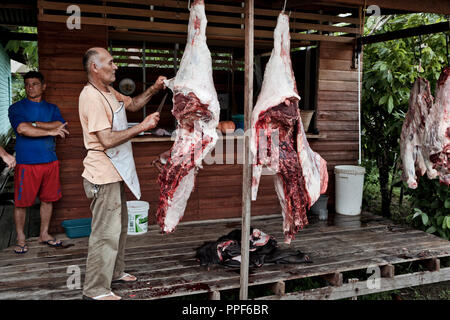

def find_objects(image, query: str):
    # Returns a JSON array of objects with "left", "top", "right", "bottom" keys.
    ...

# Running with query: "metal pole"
[{"left": 240, "top": 0, "right": 253, "bottom": 300}]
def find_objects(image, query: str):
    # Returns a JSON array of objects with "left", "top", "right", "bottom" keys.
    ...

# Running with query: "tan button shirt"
[{"left": 78, "top": 84, "right": 132, "bottom": 185}]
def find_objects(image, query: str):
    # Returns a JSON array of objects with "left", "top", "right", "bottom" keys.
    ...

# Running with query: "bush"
[{"left": 407, "top": 177, "right": 450, "bottom": 240}]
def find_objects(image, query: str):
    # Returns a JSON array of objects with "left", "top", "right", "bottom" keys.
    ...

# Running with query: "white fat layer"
[{"left": 164, "top": 168, "right": 196, "bottom": 233}]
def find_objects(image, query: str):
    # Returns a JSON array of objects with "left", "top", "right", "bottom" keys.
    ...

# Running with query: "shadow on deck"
[{"left": 0, "top": 212, "right": 449, "bottom": 300}]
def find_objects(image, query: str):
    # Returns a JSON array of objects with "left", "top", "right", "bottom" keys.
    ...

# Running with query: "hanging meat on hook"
[
  {"left": 156, "top": 0, "right": 220, "bottom": 233},
  {"left": 423, "top": 67, "right": 450, "bottom": 185},
  {"left": 400, "top": 67, "right": 450, "bottom": 187},
  {"left": 400, "top": 77, "right": 434, "bottom": 189},
  {"left": 250, "top": 13, "right": 328, "bottom": 244}
]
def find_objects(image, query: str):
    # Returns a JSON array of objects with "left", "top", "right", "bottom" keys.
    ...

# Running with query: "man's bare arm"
[
  {"left": 126, "top": 76, "right": 167, "bottom": 112},
  {"left": 95, "top": 112, "right": 160, "bottom": 149},
  {"left": 35, "top": 121, "right": 64, "bottom": 130},
  {"left": 16, "top": 122, "right": 69, "bottom": 138}
]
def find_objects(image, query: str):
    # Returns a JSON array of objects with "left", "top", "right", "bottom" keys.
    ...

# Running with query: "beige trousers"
[{"left": 82, "top": 179, "right": 128, "bottom": 297}]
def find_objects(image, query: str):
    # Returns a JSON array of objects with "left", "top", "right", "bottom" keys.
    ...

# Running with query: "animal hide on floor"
[{"left": 195, "top": 227, "right": 312, "bottom": 268}]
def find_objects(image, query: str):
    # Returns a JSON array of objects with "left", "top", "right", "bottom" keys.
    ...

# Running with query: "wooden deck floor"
[{"left": 0, "top": 212, "right": 449, "bottom": 300}]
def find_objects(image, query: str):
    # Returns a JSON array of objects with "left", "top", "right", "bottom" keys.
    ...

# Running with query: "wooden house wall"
[
  {"left": 310, "top": 41, "right": 361, "bottom": 204},
  {"left": 38, "top": 21, "right": 108, "bottom": 233},
  {"left": 38, "top": 22, "right": 359, "bottom": 234}
]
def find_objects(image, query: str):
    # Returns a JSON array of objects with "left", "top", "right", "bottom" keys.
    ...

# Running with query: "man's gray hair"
[{"left": 82, "top": 48, "right": 102, "bottom": 73}]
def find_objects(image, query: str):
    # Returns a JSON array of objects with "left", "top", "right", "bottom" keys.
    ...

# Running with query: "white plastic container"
[
  {"left": 334, "top": 165, "right": 366, "bottom": 216},
  {"left": 127, "top": 201, "right": 149, "bottom": 235}
]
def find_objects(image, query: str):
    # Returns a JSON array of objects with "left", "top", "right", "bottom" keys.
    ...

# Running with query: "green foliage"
[
  {"left": 5, "top": 26, "right": 38, "bottom": 69},
  {"left": 362, "top": 13, "right": 449, "bottom": 218},
  {"left": 11, "top": 73, "right": 27, "bottom": 103},
  {"left": 5, "top": 27, "right": 38, "bottom": 103},
  {"left": 407, "top": 177, "right": 450, "bottom": 240}
]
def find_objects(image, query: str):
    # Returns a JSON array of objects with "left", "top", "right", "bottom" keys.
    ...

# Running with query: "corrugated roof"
[{"left": 0, "top": 1, "right": 37, "bottom": 27}]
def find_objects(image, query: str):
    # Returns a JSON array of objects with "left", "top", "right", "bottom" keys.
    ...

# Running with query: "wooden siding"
[
  {"left": 38, "top": 22, "right": 360, "bottom": 234},
  {"left": 311, "top": 41, "right": 361, "bottom": 203},
  {"left": 0, "top": 44, "right": 12, "bottom": 143},
  {"left": 37, "top": 21, "right": 108, "bottom": 233}
]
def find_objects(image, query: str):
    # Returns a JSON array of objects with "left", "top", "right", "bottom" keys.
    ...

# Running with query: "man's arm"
[
  {"left": 96, "top": 112, "right": 160, "bottom": 149},
  {"left": 16, "top": 122, "right": 69, "bottom": 138},
  {"left": 126, "top": 76, "right": 167, "bottom": 112},
  {"left": 0, "top": 147, "right": 15, "bottom": 169}
]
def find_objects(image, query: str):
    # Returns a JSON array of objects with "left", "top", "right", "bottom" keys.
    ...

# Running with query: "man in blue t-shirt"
[{"left": 8, "top": 71, "right": 69, "bottom": 254}]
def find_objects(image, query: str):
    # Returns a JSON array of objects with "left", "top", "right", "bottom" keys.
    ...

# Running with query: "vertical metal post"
[{"left": 239, "top": 0, "right": 254, "bottom": 301}]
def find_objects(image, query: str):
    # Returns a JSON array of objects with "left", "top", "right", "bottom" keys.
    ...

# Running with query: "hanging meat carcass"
[
  {"left": 400, "top": 67, "right": 450, "bottom": 188},
  {"left": 400, "top": 77, "right": 434, "bottom": 189},
  {"left": 250, "top": 13, "right": 328, "bottom": 244},
  {"left": 156, "top": 0, "right": 220, "bottom": 233},
  {"left": 423, "top": 67, "right": 450, "bottom": 185}
]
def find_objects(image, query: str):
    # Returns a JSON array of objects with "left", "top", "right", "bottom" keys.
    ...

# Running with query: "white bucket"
[
  {"left": 334, "top": 165, "right": 366, "bottom": 216},
  {"left": 127, "top": 201, "right": 149, "bottom": 235}
]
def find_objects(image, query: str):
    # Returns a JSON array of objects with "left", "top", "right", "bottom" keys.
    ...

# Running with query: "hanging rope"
[
  {"left": 282, "top": 0, "right": 287, "bottom": 13},
  {"left": 188, "top": 0, "right": 191, "bottom": 11}
]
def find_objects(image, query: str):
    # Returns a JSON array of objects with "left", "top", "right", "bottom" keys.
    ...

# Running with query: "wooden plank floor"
[{"left": 0, "top": 212, "right": 449, "bottom": 300}]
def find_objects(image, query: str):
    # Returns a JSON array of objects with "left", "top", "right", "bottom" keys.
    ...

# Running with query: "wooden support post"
[
  {"left": 321, "top": 272, "right": 343, "bottom": 287},
  {"left": 381, "top": 264, "right": 395, "bottom": 278},
  {"left": 348, "top": 278, "right": 358, "bottom": 300},
  {"left": 425, "top": 258, "right": 440, "bottom": 272},
  {"left": 208, "top": 291, "right": 220, "bottom": 300},
  {"left": 270, "top": 281, "right": 285, "bottom": 296},
  {"left": 239, "top": 0, "right": 254, "bottom": 301}
]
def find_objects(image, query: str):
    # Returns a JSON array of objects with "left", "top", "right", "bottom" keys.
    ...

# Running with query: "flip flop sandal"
[
  {"left": 40, "top": 238, "right": 63, "bottom": 248},
  {"left": 112, "top": 273, "right": 137, "bottom": 283},
  {"left": 14, "top": 244, "right": 28, "bottom": 254},
  {"left": 82, "top": 291, "right": 122, "bottom": 300}
]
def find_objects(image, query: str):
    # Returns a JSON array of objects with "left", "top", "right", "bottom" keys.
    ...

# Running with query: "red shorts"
[{"left": 14, "top": 160, "right": 62, "bottom": 207}]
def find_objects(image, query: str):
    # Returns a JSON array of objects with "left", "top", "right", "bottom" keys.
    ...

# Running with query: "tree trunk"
[{"left": 377, "top": 150, "right": 391, "bottom": 217}]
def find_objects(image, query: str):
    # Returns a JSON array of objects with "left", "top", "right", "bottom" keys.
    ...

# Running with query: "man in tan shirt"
[{"left": 79, "top": 47, "right": 166, "bottom": 300}]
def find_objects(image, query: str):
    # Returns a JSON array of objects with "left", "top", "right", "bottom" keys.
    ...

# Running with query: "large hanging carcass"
[
  {"left": 156, "top": 0, "right": 220, "bottom": 233},
  {"left": 250, "top": 13, "right": 329, "bottom": 244}
]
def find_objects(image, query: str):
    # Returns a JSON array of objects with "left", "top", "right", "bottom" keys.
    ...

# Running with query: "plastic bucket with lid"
[
  {"left": 334, "top": 165, "right": 366, "bottom": 216},
  {"left": 127, "top": 201, "right": 149, "bottom": 235}
]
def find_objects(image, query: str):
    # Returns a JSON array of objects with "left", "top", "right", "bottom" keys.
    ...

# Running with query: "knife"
[{"left": 156, "top": 93, "right": 169, "bottom": 114}]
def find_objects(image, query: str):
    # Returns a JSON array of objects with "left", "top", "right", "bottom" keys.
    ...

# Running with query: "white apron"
[{"left": 105, "top": 101, "right": 141, "bottom": 199}]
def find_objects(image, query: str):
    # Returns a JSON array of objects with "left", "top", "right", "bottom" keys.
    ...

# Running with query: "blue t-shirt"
[{"left": 8, "top": 98, "right": 65, "bottom": 164}]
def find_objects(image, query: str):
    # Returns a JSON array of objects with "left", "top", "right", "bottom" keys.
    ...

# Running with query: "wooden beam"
[
  {"left": 381, "top": 264, "right": 395, "bottom": 278},
  {"left": 208, "top": 290, "right": 220, "bottom": 300},
  {"left": 270, "top": 281, "right": 286, "bottom": 296},
  {"left": 424, "top": 258, "right": 440, "bottom": 272},
  {"left": 362, "top": 21, "right": 450, "bottom": 45},
  {"left": 239, "top": 0, "right": 254, "bottom": 301},
  {"left": 2, "top": 2, "right": 35, "bottom": 10},
  {"left": 321, "top": 272, "right": 343, "bottom": 286},
  {"left": 324, "top": 0, "right": 450, "bottom": 15},
  {"left": 348, "top": 278, "right": 358, "bottom": 300},
  {"left": 0, "top": 32, "right": 37, "bottom": 41},
  {"left": 257, "top": 268, "right": 450, "bottom": 300}
]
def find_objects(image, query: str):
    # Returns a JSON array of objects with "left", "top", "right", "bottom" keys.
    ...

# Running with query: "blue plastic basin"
[{"left": 61, "top": 218, "right": 92, "bottom": 238}]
